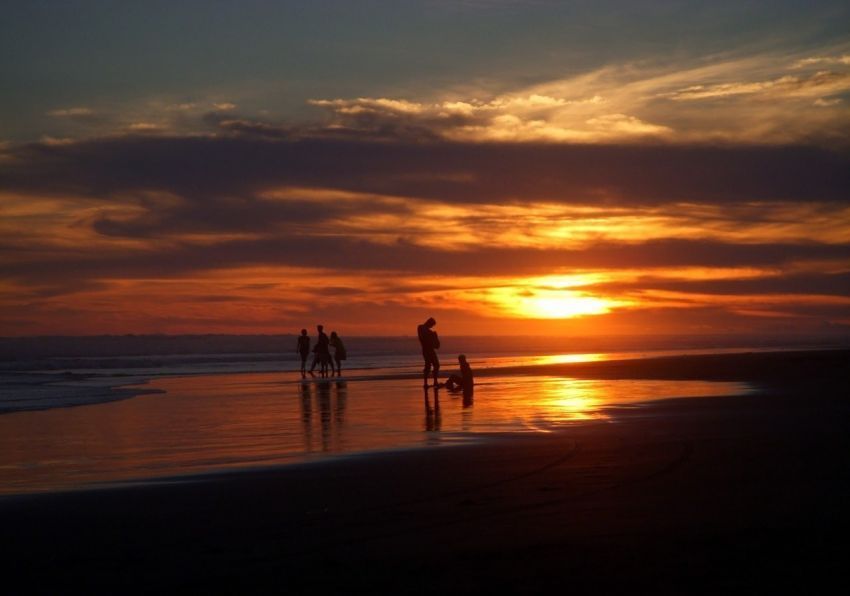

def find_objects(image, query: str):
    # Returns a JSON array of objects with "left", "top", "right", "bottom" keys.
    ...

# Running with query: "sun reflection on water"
[
  {"left": 528, "top": 353, "right": 606, "bottom": 365},
  {"left": 471, "top": 375, "right": 751, "bottom": 430}
]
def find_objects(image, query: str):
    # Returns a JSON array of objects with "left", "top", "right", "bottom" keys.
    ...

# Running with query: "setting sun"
[
  {"left": 467, "top": 276, "right": 628, "bottom": 321},
  {"left": 518, "top": 293, "right": 617, "bottom": 319}
]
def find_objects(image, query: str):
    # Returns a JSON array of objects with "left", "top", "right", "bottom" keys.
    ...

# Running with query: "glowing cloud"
[
  {"left": 303, "top": 48, "right": 850, "bottom": 145},
  {"left": 46, "top": 107, "right": 96, "bottom": 118}
]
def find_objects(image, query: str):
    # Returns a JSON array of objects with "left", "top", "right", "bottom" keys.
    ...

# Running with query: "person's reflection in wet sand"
[
  {"left": 317, "top": 381, "right": 332, "bottom": 451},
  {"left": 299, "top": 382, "right": 313, "bottom": 452},
  {"left": 462, "top": 384, "right": 474, "bottom": 408},
  {"left": 334, "top": 381, "right": 347, "bottom": 426},
  {"left": 461, "top": 386, "right": 473, "bottom": 431},
  {"left": 424, "top": 385, "right": 441, "bottom": 433}
]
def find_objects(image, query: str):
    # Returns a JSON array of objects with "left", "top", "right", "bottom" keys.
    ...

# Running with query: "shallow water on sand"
[{"left": 0, "top": 371, "right": 750, "bottom": 495}]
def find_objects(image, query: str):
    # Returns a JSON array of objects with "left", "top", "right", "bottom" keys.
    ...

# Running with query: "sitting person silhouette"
[{"left": 440, "top": 354, "right": 473, "bottom": 395}]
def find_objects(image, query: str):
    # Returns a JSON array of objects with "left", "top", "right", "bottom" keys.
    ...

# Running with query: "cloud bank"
[{"left": 2, "top": 47, "right": 849, "bottom": 335}]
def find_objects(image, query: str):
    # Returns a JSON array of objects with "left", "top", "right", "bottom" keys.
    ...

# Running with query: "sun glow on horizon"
[
  {"left": 515, "top": 292, "right": 620, "bottom": 319},
  {"left": 475, "top": 274, "right": 630, "bottom": 320}
]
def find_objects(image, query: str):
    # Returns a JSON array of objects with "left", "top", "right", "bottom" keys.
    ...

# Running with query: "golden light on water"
[
  {"left": 530, "top": 353, "right": 606, "bottom": 365},
  {"left": 492, "top": 376, "right": 752, "bottom": 426},
  {"left": 536, "top": 379, "right": 605, "bottom": 422}
]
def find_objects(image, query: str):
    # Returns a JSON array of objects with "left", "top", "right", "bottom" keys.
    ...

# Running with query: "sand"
[{"left": 1, "top": 349, "right": 848, "bottom": 594}]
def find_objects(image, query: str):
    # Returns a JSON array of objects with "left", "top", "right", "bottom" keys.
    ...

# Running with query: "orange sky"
[
  {"left": 1, "top": 4, "right": 849, "bottom": 337},
  {"left": 2, "top": 176, "right": 849, "bottom": 335}
]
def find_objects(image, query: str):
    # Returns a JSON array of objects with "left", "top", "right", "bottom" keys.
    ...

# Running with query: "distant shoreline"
[{"left": 2, "top": 332, "right": 847, "bottom": 359}]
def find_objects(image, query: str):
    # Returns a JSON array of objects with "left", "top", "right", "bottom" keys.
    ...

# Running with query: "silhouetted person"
[
  {"left": 417, "top": 317, "right": 440, "bottom": 387},
  {"left": 309, "top": 324, "right": 331, "bottom": 377},
  {"left": 296, "top": 329, "right": 311, "bottom": 378},
  {"left": 330, "top": 331, "right": 347, "bottom": 376},
  {"left": 443, "top": 354, "right": 474, "bottom": 398}
]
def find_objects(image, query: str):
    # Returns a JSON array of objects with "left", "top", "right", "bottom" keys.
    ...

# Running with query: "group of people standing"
[
  {"left": 297, "top": 325, "right": 346, "bottom": 378},
  {"left": 296, "top": 317, "right": 473, "bottom": 396}
]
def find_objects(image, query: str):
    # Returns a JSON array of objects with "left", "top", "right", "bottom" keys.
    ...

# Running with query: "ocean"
[
  {"left": 0, "top": 333, "right": 844, "bottom": 414},
  {"left": 1, "top": 333, "right": 846, "bottom": 494}
]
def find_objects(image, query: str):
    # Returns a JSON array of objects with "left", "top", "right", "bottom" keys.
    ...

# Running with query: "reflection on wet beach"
[
  {"left": 424, "top": 386, "right": 441, "bottom": 433},
  {"left": 0, "top": 372, "right": 750, "bottom": 494},
  {"left": 525, "top": 353, "right": 606, "bottom": 366},
  {"left": 300, "top": 381, "right": 348, "bottom": 453}
]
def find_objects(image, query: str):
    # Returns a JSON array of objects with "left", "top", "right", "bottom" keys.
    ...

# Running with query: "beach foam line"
[{"left": 0, "top": 372, "right": 163, "bottom": 414}]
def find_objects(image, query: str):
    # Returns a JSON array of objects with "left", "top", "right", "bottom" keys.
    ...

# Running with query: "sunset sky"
[{"left": 1, "top": 0, "right": 849, "bottom": 336}]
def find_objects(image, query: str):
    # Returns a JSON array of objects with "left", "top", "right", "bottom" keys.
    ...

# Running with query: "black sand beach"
[{"left": 3, "top": 349, "right": 849, "bottom": 594}]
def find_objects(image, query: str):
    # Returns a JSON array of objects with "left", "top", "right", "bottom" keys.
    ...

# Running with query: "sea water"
[
  {"left": 0, "top": 333, "right": 838, "bottom": 412},
  {"left": 0, "top": 334, "right": 841, "bottom": 495}
]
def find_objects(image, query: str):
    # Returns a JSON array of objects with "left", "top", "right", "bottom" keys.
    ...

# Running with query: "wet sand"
[{"left": 2, "top": 349, "right": 848, "bottom": 594}]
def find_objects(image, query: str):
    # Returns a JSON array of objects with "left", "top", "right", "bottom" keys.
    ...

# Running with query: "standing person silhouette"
[
  {"left": 329, "top": 331, "right": 347, "bottom": 376},
  {"left": 417, "top": 317, "right": 440, "bottom": 388},
  {"left": 296, "top": 329, "right": 311, "bottom": 378},
  {"left": 309, "top": 324, "right": 331, "bottom": 377}
]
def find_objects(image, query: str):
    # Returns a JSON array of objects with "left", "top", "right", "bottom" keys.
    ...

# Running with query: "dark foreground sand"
[{"left": 2, "top": 350, "right": 849, "bottom": 594}]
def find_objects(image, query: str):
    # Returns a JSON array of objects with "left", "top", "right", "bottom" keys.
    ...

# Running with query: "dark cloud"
[
  {"left": 89, "top": 193, "right": 404, "bottom": 238},
  {"left": 762, "top": 303, "right": 850, "bottom": 318},
  {"left": 237, "top": 283, "right": 280, "bottom": 290},
  {"left": 573, "top": 304, "right": 850, "bottom": 335},
  {"left": 319, "top": 286, "right": 368, "bottom": 296},
  {"left": 3, "top": 235, "right": 849, "bottom": 286},
  {"left": 591, "top": 271, "right": 850, "bottom": 297},
  {"left": 315, "top": 109, "right": 468, "bottom": 142},
  {"left": 2, "top": 134, "right": 848, "bottom": 209},
  {"left": 211, "top": 118, "right": 296, "bottom": 140},
  {"left": 205, "top": 110, "right": 451, "bottom": 144},
  {"left": 191, "top": 295, "right": 241, "bottom": 303}
]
